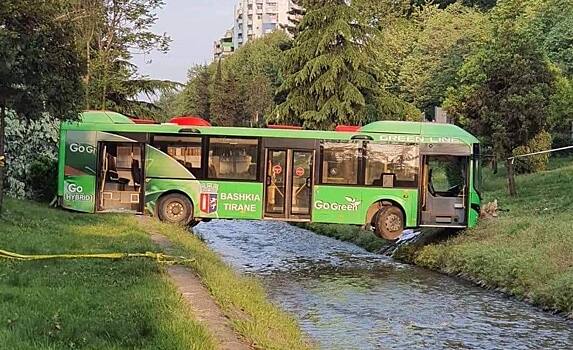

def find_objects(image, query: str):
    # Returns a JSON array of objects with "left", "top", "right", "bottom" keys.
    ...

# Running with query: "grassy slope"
[
  {"left": 0, "top": 199, "right": 312, "bottom": 349},
  {"left": 0, "top": 199, "right": 215, "bottom": 349},
  {"left": 153, "top": 221, "right": 313, "bottom": 350},
  {"left": 396, "top": 159, "right": 573, "bottom": 317},
  {"left": 296, "top": 223, "right": 388, "bottom": 253}
]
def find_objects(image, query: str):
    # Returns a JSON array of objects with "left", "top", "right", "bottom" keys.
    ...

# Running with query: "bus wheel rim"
[
  {"left": 384, "top": 214, "right": 402, "bottom": 232},
  {"left": 166, "top": 201, "right": 185, "bottom": 220}
]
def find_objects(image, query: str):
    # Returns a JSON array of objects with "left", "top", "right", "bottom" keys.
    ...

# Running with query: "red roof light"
[
  {"left": 170, "top": 116, "right": 211, "bottom": 126},
  {"left": 335, "top": 125, "right": 360, "bottom": 132}
]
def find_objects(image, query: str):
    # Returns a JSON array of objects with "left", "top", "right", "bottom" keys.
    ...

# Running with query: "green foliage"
[
  {"left": 4, "top": 112, "right": 59, "bottom": 199},
  {"left": 27, "top": 157, "right": 58, "bottom": 202},
  {"left": 173, "top": 31, "right": 290, "bottom": 126},
  {"left": 63, "top": 0, "right": 177, "bottom": 117},
  {"left": 0, "top": 0, "right": 85, "bottom": 121},
  {"left": 444, "top": 19, "right": 556, "bottom": 156},
  {"left": 396, "top": 3, "right": 492, "bottom": 115},
  {"left": 512, "top": 130, "right": 553, "bottom": 174},
  {"left": 0, "top": 0, "right": 85, "bottom": 212},
  {"left": 209, "top": 68, "right": 244, "bottom": 126},
  {"left": 549, "top": 75, "right": 573, "bottom": 147},
  {"left": 274, "top": 1, "right": 416, "bottom": 129}
]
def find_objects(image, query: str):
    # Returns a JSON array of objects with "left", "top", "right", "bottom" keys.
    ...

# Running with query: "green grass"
[
  {"left": 152, "top": 221, "right": 314, "bottom": 350},
  {"left": 0, "top": 198, "right": 215, "bottom": 349},
  {"left": 296, "top": 223, "right": 388, "bottom": 253},
  {"left": 397, "top": 158, "right": 573, "bottom": 318}
]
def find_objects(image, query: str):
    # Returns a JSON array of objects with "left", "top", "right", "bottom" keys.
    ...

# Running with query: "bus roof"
[{"left": 63, "top": 111, "right": 479, "bottom": 145}]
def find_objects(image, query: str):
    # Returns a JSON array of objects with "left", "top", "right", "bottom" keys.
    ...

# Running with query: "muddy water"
[{"left": 194, "top": 220, "right": 572, "bottom": 350}]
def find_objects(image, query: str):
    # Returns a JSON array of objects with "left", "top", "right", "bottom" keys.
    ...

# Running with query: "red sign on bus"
[
  {"left": 295, "top": 167, "right": 305, "bottom": 177},
  {"left": 273, "top": 164, "right": 282, "bottom": 175}
]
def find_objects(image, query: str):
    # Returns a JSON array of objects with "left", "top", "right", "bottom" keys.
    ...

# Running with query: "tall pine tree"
[
  {"left": 210, "top": 61, "right": 244, "bottom": 126},
  {"left": 272, "top": 0, "right": 382, "bottom": 129}
]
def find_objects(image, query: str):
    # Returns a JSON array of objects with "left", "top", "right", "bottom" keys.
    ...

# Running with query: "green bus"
[{"left": 57, "top": 111, "right": 482, "bottom": 240}]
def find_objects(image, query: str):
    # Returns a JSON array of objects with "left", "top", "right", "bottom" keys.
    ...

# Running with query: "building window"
[
  {"left": 321, "top": 142, "right": 360, "bottom": 185},
  {"left": 153, "top": 136, "right": 203, "bottom": 178},
  {"left": 208, "top": 138, "right": 259, "bottom": 180},
  {"left": 365, "top": 143, "right": 419, "bottom": 188}
]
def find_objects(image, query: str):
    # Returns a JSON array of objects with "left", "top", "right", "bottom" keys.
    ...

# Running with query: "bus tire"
[
  {"left": 374, "top": 206, "right": 404, "bottom": 241},
  {"left": 157, "top": 193, "right": 194, "bottom": 226}
]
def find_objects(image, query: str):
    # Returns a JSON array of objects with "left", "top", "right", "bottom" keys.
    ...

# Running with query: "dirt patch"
[{"left": 142, "top": 219, "right": 252, "bottom": 350}]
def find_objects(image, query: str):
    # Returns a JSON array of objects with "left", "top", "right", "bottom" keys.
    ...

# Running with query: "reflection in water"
[{"left": 195, "top": 220, "right": 573, "bottom": 350}]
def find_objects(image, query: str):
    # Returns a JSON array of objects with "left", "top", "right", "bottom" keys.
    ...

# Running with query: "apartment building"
[
  {"left": 213, "top": 28, "right": 235, "bottom": 60},
  {"left": 233, "top": 0, "right": 297, "bottom": 49}
]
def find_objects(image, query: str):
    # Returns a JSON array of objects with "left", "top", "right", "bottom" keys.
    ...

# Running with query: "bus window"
[
  {"left": 365, "top": 143, "right": 419, "bottom": 188},
  {"left": 209, "top": 138, "right": 259, "bottom": 180},
  {"left": 321, "top": 142, "right": 360, "bottom": 185},
  {"left": 427, "top": 156, "right": 466, "bottom": 196},
  {"left": 153, "top": 136, "right": 203, "bottom": 178}
]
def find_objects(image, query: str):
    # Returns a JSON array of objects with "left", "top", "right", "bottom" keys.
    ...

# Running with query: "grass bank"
[
  {"left": 0, "top": 198, "right": 215, "bottom": 349},
  {"left": 295, "top": 223, "right": 388, "bottom": 253},
  {"left": 152, "top": 221, "right": 313, "bottom": 350},
  {"left": 0, "top": 199, "right": 311, "bottom": 349},
  {"left": 396, "top": 158, "right": 573, "bottom": 318}
]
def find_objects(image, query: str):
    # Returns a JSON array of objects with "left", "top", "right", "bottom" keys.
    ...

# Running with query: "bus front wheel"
[
  {"left": 157, "top": 193, "right": 194, "bottom": 226},
  {"left": 374, "top": 206, "right": 404, "bottom": 241}
]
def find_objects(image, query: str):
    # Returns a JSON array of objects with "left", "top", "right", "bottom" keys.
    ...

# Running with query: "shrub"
[
  {"left": 512, "top": 131, "right": 552, "bottom": 174},
  {"left": 4, "top": 111, "right": 59, "bottom": 199},
  {"left": 26, "top": 157, "right": 58, "bottom": 202}
]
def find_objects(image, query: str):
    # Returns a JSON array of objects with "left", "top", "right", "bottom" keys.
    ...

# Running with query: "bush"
[
  {"left": 512, "top": 131, "right": 552, "bottom": 174},
  {"left": 26, "top": 157, "right": 58, "bottom": 202},
  {"left": 4, "top": 111, "right": 59, "bottom": 199}
]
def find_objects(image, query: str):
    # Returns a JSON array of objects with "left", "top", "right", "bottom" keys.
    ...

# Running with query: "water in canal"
[{"left": 194, "top": 220, "right": 572, "bottom": 350}]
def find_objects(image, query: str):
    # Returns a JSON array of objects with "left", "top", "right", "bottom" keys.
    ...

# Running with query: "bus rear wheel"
[
  {"left": 157, "top": 193, "right": 193, "bottom": 226},
  {"left": 374, "top": 206, "right": 404, "bottom": 241}
]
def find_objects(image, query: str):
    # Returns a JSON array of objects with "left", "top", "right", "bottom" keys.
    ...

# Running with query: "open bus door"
[
  {"left": 420, "top": 155, "right": 469, "bottom": 228},
  {"left": 96, "top": 142, "right": 144, "bottom": 213}
]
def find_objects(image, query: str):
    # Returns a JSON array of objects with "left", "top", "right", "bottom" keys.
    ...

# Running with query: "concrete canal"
[{"left": 194, "top": 220, "right": 572, "bottom": 350}]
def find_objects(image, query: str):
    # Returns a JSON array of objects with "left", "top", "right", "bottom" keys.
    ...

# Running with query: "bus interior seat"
[{"left": 106, "top": 154, "right": 130, "bottom": 189}]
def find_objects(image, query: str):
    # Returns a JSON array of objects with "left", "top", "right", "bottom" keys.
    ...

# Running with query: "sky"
[{"left": 132, "top": 0, "right": 237, "bottom": 84}]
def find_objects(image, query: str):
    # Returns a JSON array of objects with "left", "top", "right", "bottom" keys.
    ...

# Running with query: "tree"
[
  {"left": 210, "top": 62, "right": 244, "bottom": 126},
  {"left": 444, "top": 23, "right": 556, "bottom": 194},
  {"left": 273, "top": 0, "right": 400, "bottom": 129},
  {"left": 397, "top": 3, "right": 492, "bottom": 116},
  {"left": 62, "top": 0, "right": 177, "bottom": 117},
  {"left": 245, "top": 74, "right": 273, "bottom": 126},
  {"left": 178, "top": 65, "right": 212, "bottom": 119},
  {"left": 0, "top": 0, "right": 85, "bottom": 213}
]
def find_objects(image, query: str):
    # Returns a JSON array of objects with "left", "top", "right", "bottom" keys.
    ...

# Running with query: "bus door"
[
  {"left": 96, "top": 142, "right": 144, "bottom": 213},
  {"left": 264, "top": 147, "right": 315, "bottom": 221},
  {"left": 420, "top": 155, "right": 469, "bottom": 227}
]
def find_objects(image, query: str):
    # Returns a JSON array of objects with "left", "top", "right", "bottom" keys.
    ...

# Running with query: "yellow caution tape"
[{"left": 0, "top": 249, "right": 194, "bottom": 265}]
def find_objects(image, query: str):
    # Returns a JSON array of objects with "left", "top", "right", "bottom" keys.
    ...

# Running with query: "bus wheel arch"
[
  {"left": 156, "top": 191, "right": 195, "bottom": 226},
  {"left": 366, "top": 200, "right": 406, "bottom": 241}
]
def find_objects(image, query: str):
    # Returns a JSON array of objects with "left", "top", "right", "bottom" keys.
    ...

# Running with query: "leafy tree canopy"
[
  {"left": 273, "top": 0, "right": 419, "bottom": 129},
  {"left": 0, "top": 0, "right": 85, "bottom": 212},
  {"left": 444, "top": 21, "right": 556, "bottom": 156}
]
